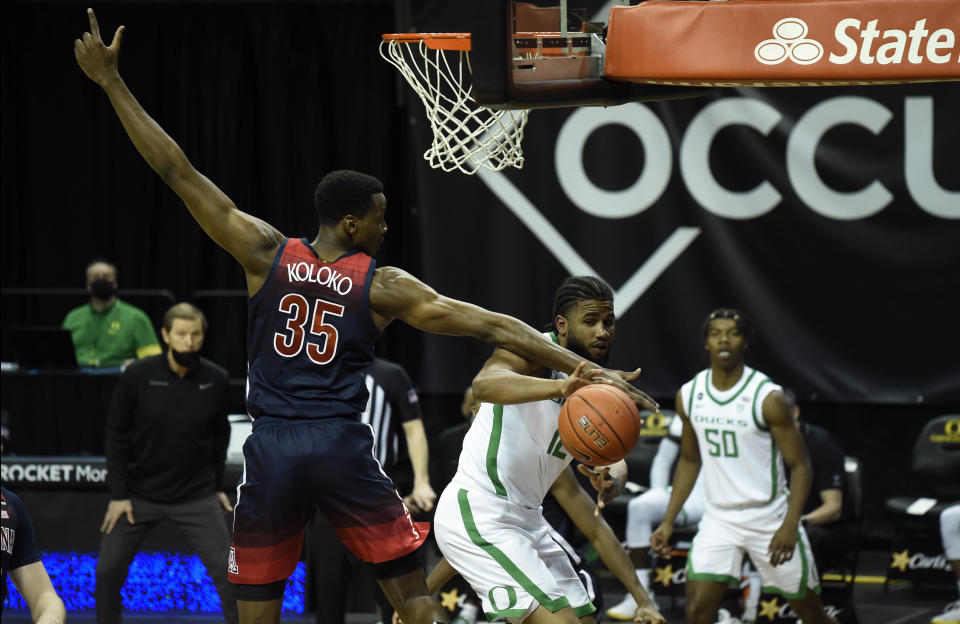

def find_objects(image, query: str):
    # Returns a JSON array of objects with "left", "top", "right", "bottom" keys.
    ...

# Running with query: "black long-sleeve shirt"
[{"left": 105, "top": 354, "right": 230, "bottom": 503}]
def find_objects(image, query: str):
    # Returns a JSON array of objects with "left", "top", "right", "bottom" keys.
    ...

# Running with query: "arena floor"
[{"left": 3, "top": 550, "right": 952, "bottom": 624}]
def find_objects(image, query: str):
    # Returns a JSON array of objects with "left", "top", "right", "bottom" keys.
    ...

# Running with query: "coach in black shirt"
[{"left": 96, "top": 303, "right": 238, "bottom": 624}]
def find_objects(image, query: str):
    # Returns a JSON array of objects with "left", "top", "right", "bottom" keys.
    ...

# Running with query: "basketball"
[{"left": 558, "top": 384, "right": 642, "bottom": 467}]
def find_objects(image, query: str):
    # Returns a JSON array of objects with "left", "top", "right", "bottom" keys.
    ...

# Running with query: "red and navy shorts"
[{"left": 228, "top": 416, "right": 428, "bottom": 585}]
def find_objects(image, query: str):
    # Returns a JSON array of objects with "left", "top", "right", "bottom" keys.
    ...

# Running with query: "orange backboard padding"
[
  {"left": 382, "top": 33, "right": 470, "bottom": 51},
  {"left": 604, "top": 0, "right": 960, "bottom": 86}
]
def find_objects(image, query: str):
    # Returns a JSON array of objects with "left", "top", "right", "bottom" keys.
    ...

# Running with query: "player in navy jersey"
[{"left": 74, "top": 11, "right": 659, "bottom": 624}]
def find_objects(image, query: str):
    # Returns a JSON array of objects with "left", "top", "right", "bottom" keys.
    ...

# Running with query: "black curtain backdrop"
[
  {"left": 407, "top": 86, "right": 960, "bottom": 405},
  {"left": 1, "top": 0, "right": 423, "bottom": 366}
]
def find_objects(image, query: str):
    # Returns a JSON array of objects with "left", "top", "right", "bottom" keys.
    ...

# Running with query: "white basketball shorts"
[
  {"left": 434, "top": 485, "right": 595, "bottom": 623},
  {"left": 687, "top": 498, "right": 820, "bottom": 598}
]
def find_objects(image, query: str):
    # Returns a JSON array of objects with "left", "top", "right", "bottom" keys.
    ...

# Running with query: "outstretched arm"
[
  {"left": 369, "top": 266, "right": 659, "bottom": 412},
  {"left": 74, "top": 9, "right": 283, "bottom": 294},
  {"left": 552, "top": 467, "right": 665, "bottom": 624}
]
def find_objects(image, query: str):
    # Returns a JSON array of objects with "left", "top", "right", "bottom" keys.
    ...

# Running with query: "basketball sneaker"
[
  {"left": 606, "top": 593, "right": 659, "bottom": 621},
  {"left": 932, "top": 599, "right": 960, "bottom": 624},
  {"left": 715, "top": 608, "right": 744, "bottom": 624},
  {"left": 452, "top": 603, "right": 478, "bottom": 624}
]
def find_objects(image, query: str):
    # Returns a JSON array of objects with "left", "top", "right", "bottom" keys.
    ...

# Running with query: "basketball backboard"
[{"left": 468, "top": 0, "right": 705, "bottom": 109}]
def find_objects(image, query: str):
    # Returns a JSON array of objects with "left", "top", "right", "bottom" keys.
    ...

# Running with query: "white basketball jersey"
[
  {"left": 680, "top": 366, "right": 786, "bottom": 510},
  {"left": 452, "top": 349, "right": 572, "bottom": 509}
]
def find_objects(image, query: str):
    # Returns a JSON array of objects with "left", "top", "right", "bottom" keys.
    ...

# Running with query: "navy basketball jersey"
[{"left": 246, "top": 238, "right": 381, "bottom": 419}]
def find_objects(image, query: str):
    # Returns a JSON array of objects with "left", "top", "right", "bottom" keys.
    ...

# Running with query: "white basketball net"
[{"left": 380, "top": 37, "right": 529, "bottom": 175}]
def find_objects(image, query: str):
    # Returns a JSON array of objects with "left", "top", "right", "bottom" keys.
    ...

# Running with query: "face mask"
[
  {"left": 170, "top": 348, "right": 201, "bottom": 368},
  {"left": 90, "top": 279, "right": 117, "bottom": 300}
]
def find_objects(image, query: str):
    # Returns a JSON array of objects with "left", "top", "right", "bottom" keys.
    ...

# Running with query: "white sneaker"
[
  {"left": 716, "top": 608, "right": 744, "bottom": 624},
  {"left": 452, "top": 603, "right": 478, "bottom": 624},
  {"left": 932, "top": 600, "right": 960, "bottom": 624},
  {"left": 606, "top": 594, "right": 639, "bottom": 621}
]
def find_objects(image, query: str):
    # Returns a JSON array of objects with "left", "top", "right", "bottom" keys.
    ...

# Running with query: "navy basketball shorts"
[{"left": 228, "top": 416, "right": 428, "bottom": 585}]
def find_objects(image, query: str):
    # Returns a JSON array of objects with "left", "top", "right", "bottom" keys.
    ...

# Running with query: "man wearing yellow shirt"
[{"left": 62, "top": 260, "right": 162, "bottom": 367}]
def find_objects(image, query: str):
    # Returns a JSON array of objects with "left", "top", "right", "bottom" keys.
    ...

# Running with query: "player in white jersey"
[
  {"left": 428, "top": 277, "right": 665, "bottom": 624},
  {"left": 606, "top": 413, "right": 705, "bottom": 619},
  {"left": 650, "top": 308, "right": 838, "bottom": 624}
]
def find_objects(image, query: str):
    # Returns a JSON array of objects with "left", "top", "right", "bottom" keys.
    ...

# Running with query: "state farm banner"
[
  {"left": 408, "top": 83, "right": 959, "bottom": 404},
  {"left": 604, "top": 0, "right": 960, "bottom": 86}
]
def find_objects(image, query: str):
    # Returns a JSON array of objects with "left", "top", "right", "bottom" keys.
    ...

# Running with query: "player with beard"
[{"left": 422, "top": 276, "right": 665, "bottom": 624}]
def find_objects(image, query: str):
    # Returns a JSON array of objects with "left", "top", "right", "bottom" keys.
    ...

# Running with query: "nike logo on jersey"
[{"left": 199, "top": 382, "right": 215, "bottom": 390}]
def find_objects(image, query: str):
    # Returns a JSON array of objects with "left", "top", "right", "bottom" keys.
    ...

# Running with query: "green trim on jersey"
[
  {"left": 751, "top": 377, "right": 771, "bottom": 432},
  {"left": 486, "top": 405, "right": 508, "bottom": 496},
  {"left": 705, "top": 368, "right": 757, "bottom": 406},
  {"left": 457, "top": 489, "right": 572, "bottom": 617},
  {"left": 751, "top": 377, "right": 780, "bottom": 503},
  {"left": 761, "top": 533, "right": 821, "bottom": 599},
  {"left": 573, "top": 603, "right": 598, "bottom": 617},
  {"left": 767, "top": 446, "right": 781, "bottom": 503}
]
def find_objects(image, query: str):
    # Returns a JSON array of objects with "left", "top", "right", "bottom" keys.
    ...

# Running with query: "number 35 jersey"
[
  {"left": 680, "top": 366, "right": 786, "bottom": 511},
  {"left": 246, "top": 238, "right": 381, "bottom": 420}
]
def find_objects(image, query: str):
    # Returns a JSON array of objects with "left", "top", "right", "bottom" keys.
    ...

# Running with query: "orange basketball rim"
[{"left": 604, "top": 0, "right": 960, "bottom": 87}]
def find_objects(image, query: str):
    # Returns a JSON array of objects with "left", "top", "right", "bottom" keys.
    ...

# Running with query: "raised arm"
[
  {"left": 763, "top": 390, "right": 813, "bottom": 566},
  {"left": 369, "top": 266, "right": 659, "bottom": 412},
  {"left": 74, "top": 9, "right": 283, "bottom": 294}
]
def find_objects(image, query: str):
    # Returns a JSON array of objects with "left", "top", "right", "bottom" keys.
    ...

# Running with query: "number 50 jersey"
[
  {"left": 246, "top": 238, "right": 381, "bottom": 420},
  {"left": 680, "top": 366, "right": 786, "bottom": 510}
]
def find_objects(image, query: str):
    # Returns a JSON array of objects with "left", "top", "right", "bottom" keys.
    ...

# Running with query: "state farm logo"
[
  {"left": 754, "top": 16, "right": 959, "bottom": 67},
  {"left": 755, "top": 17, "right": 824, "bottom": 65}
]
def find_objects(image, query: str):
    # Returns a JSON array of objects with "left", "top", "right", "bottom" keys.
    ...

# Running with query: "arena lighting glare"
[{"left": 3, "top": 552, "right": 306, "bottom": 614}]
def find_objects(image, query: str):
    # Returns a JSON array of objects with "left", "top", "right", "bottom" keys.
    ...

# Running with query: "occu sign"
[{"left": 555, "top": 95, "right": 958, "bottom": 221}]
